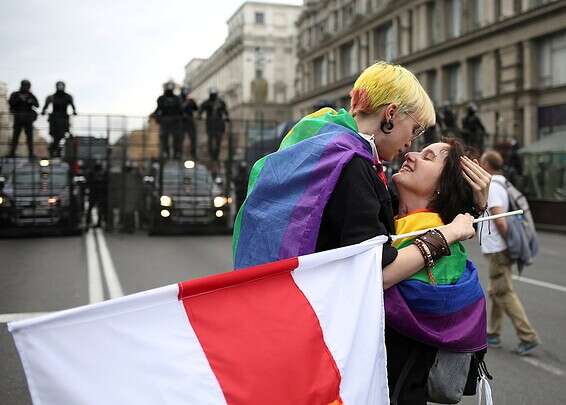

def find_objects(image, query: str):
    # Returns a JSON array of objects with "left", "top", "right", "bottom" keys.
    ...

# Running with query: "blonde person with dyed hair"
[{"left": 233, "top": 61, "right": 491, "bottom": 403}]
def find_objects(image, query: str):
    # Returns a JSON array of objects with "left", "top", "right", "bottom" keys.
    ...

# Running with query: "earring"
[{"left": 380, "top": 120, "right": 394, "bottom": 134}]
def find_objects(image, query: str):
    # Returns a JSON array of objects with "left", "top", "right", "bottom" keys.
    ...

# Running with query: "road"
[{"left": 1, "top": 230, "right": 565, "bottom": 404}]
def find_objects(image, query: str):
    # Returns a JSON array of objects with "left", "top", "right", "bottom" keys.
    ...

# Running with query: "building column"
[
  {"left": 500, "top": 0, "right": 516, "bottom": 18},
  {"left": 328, "top": 49, "right": 336, "bottom": 83},
  {"left": 523, "top": 103, "right": 538, "bottom": 145},
  {"left": 437, "top": 0, "right": 447, "bottom": 43},
  {"left": 335, "top": 47, "right": 342, "bottom": 80},
  {"left": 368, "top": 28, "right": 376, "bottom": 63},
  {"left": 484, "top": 0, "right": 497, "bottom": 25},
  {"left": 353, "top": 39, "right": 360, "bottom": 74},
  {"left": 399, "top": 10, "right": 412, "bottom": 57},
  {"left": 438, "top": 66, "right": 446, "bottom": 104},
  {"left": 523, "top": 39, "right": 536, "bottom": 90},
  {"left": 416, "top": 3, "right": 428, "bottom": 51},
  {"left": 461, "top": 59, "right": 470, "bottom": 102},
  {"left": 359, "top": 32, "right": 369, "bottom": 70},
  {"left": 482, "top": 51, "right": 498, "bottom": 98}
]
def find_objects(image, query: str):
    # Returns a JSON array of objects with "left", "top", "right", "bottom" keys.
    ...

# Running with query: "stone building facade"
[
  {"left": 293, "top": 0, "right": 566, "bottom": 147},
  {"left": 184, "top": 1, "right": 302, "bottom": 122}
]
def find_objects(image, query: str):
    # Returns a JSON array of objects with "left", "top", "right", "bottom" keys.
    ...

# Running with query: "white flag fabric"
[{"left": 9, "top": 236, "right": 389, "bottom": 405}]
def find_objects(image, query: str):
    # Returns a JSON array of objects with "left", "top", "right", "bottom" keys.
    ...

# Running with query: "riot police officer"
[
  {"left": 42, "top": 81, "right": 77, "bottom": 158},
  {"left": 181, "top": 86, "right": 199, "bottom": 160},
  {"left": 198, "top": 88, "right": 229, "bottom": 163},
  {"left": 154, "top": 81, "right": 184, "bottom": 159},
  {"left": 7, "top": 79, "right": 39, "bottom": 158},
  {"left": 462, "top": 103, "right": 487, "bottom": 152}
]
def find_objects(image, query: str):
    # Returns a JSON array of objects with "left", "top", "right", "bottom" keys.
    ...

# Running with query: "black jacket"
[{"left": 315, "top": 155, "right": 437, "bottom": 404}]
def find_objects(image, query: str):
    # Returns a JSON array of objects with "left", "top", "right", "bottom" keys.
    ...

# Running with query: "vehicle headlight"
[
  {"left": 47, "top": 196, "right": 59, "bottom": 205},
  {"left": 160, "top": 195, "right": 172, "bottom": 207},
  {"left": 160, "top": 209, "right": 171, "bottom": 218},
  {"left": 0, "top": 196, "right": 4, "bottom": 205},
  {"left": 215, "top": 210, "right": 224, "bottom": 218},
  {"left": 214, "top": 196, "right": 227, "bottom": 208}
]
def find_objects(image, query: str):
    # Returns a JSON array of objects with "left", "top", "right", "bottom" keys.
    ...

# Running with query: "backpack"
[{"left": 491, "top": 177, "right": 539, "bottom": 274}]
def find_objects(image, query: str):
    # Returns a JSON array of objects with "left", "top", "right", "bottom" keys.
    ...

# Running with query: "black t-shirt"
[{"left": 315, "top": 156, "right": 398, "bottom": 267}]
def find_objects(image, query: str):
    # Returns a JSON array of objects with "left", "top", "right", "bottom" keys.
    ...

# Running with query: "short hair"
[
  {"left": 481, "top": 150, "right": 504, "bottom": 171},
  {"left": 349, "top": 61, "right": 436, "bottom": 127},
  {"left": 428, "top": 138, "right": 475, "bottom": 224}
]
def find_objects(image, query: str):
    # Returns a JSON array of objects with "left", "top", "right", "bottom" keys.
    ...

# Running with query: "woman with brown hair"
[{"left": 385, "top": 138, "right": 489, "bottom": 404}]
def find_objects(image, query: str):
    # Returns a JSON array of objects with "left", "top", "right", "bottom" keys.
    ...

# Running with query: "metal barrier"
[{"left": 0, "top": 112, "right": 284, "bottom": 234}]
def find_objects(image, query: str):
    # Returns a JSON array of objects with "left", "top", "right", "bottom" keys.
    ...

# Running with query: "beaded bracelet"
[
  {"left": 413, "top": 238, "right": 437, "bottom": 285},
  {"left": 414, "top": 237, "right": 434, "bottom": 269}
]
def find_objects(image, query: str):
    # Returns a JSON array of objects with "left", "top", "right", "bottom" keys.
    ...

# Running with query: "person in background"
[
  {"left": 42, "top": 81, "right": 77, "bottom": 158},
  {"left": 479, "top": 150, "right": 540, "bottom": 355},
  {"left": 199, "top": 88, "right": 229, "bottom": 164},
  {"left": 86, "top": 162, "right": 108, "bottom": 228},
  {"left": 154, "top": 80, "right": 184, "bottom": 160},
  {"left": 462, "top": 103, "right": 487, "bottom": 152},
  {"left": 7, "top": 79, "right": 39, "bottom": 159},
  {"left": 180, "top": 86, "right": 199, "bottom": 160}
]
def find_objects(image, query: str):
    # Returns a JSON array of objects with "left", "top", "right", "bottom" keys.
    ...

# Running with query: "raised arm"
[{"left": 41, "top": 96, "right": 52, "bottom": 115}]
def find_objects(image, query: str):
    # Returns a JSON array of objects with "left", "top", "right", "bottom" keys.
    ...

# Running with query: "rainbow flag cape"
[
  {"left": 384, "top": 211, "right": 487, "bottom": 352},
  {"left": 232, "top": 108, "right": 374, "bottom": 269}
]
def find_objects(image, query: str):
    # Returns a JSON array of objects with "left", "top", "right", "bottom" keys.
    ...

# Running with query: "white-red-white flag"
[{"left": 9, "top": 237, "right": 389, "bottom": 405}]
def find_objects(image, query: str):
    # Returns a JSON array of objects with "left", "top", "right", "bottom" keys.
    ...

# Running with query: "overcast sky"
[{"left": 0, "top": 0, "right": 302, "bottom": 117}]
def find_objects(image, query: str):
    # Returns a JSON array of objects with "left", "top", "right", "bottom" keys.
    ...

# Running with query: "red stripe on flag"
[
  {"left": 180, "top": 258, "right": 342, "bottom": 405},
  {"left": 179, "top": 257, "right": 299, "bottom": 298}
]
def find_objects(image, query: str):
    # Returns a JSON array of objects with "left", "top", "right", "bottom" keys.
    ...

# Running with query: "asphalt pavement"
[{"left": 1, "top": 229, "right": 565, "bottom": 404}]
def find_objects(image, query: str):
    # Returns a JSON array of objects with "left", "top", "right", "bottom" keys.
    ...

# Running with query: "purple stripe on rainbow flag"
[
  {"left": 384, "top": 285, "right": 487, "bottom": 352},
  {"left": 235, "top": 126, "right": 372, "bottom": 269},
  {"left": 279, "top": 131, "right": 373, "bottom": 260}
]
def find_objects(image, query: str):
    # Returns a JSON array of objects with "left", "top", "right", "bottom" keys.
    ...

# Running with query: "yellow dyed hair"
[{"left": 350, "top": 61, "right": 436, "bottom": 127}]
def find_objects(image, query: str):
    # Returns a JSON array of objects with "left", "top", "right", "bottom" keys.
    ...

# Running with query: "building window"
[
  {"left": 255, "top": 12, "right": 265, "bottom": 25},
  {"left": 539, "top": 31, "right": 566, "bottom": 88},
  {"left": 446, "top": 0, "right": 462, "bottom": 38},
  {"left": 444, "top": 64, "right": 462, "bottom": 103},
  {"left": 313, "top": 56, "right": 327, "bottom": 88},
  {"left": 427, "top": 70, "right": 439, "bottom": 104},
  {"left": 426, "top": 2, "right": 440, "bottom": 45},
  {"left": 538, "top": 104, "right": 566, "bottom": 138},
  {"left": 374, "top": 22, "right": 398, "bottom": 61},
  {"left": 340, "top": 41, "right": 356, "bottom": 78},
  {"left": 469, "top": 57, "right": 483, "bottom": 99}
]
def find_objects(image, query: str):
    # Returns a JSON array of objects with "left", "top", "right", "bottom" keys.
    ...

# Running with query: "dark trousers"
[
  {"left": 49, "top": 115, "right": 69, "bottom": 158},
  {"left": 208, "top": 131, "right": 223, "bottom": 162},
  {"left": 160, "top": 118, "right": 182, "bottom": 159},
  {"left": 86, "top": 196, "right": 107, "bottom": 227},
  {"left": 9, "top": 120, "right": 34, "bottom": 157},
  {"left": 184, "top": 118, "right": 197, "bottom": 159}
]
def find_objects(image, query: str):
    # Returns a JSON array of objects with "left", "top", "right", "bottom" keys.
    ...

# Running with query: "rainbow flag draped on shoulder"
[
  {"left": 232, "top": 108, "right": 374, "bottom": 269},
  {"left": 384, "top": 211, "right": 487, "bottom": 352}
]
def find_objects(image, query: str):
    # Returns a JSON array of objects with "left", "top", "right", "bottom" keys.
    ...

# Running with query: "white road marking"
[
  {"left": 521, "top": 357, "right": 565, "bottom": 377},
  {"left": 86, "top": 228, "right": 104, "bottom": 303},
  {"left": 95, "top": 228, "right": 124, "bottom": 299},
  {"left": 0, "top": 313, "right": 49, "bottom": 323},
  {"left": 512, "top": 275, "right": 566, "bottom": 293}
]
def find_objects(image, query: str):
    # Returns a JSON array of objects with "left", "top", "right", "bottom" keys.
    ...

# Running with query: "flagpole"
[{"left": 391, "top": 210, "right": 524, "bottom": 241}]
